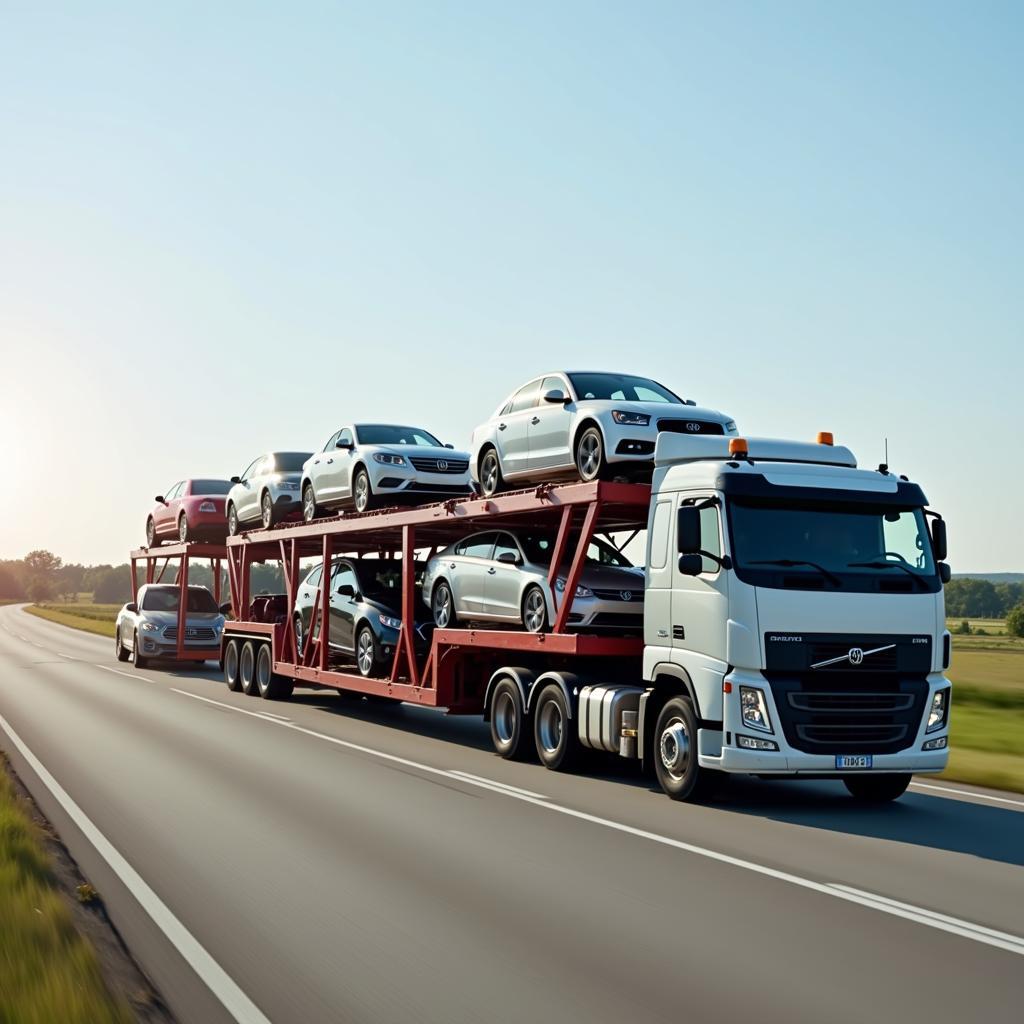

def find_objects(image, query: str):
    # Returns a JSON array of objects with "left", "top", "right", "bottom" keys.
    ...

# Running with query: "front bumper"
[
  {"left": 139, "top": 637, "right": 221, "bottom": 658},
  {"left": 368, "top": 463, "right": 472, "bottom": 500},
  {"left": 601, "top": 418, "right": 728, "bottom": 467},
  {"left": 563, "top": 593, "right": 645, "bottom": 630}
]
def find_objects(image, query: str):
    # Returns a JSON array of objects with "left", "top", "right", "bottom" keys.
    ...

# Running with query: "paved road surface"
[{"left": 1, "top": 603, "right": 1021, "bottom": 1023}]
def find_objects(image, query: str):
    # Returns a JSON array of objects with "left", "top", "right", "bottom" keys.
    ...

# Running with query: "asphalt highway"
[{"left": 1, "top": 603, "right": 1021, "bottom": 1023}]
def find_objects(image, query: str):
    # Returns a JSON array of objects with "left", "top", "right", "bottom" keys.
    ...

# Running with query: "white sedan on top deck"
[
  {"left": 300, "top": 423, "right": 473, "bottom": 517},
  {"left": 469, "top": 370, "right": 737, "bottom": 496}
]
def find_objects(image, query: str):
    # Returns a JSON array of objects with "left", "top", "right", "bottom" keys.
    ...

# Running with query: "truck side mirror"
[
  {"left": 677, "top": 506, "right": 701, "bottom": 554},
  {"left": 938, "top": 562, "right": 952, "bottom": 584},
  {"left": 678, "top": 554, "right": 704, "bottom": 576},
  {"left": 930, "top": 518, "right": 948, "bottom": 562}
]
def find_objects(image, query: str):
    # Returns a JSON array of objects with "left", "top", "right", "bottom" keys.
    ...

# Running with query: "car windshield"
[
  {"left": 352, "top": 560, "right": 425, "bottom": 598},
  {"left": 517, "top": 533, "right": 633, "bottom": 568},
  {"left": 355, "top": 425, "right": 442, "bottom": 447},
  {"left": 190, "top": 479, "right": 232, "bottom": 496},
  {"left": 567, "top": 373, "right": 682, "bottom": 404},
  {"left": 728, "top": 501, "right": 937, "bottom": 580},
  {"left": 141, "top": 588, "right": 219, "bottom": 613},
  {"left": 272, "top": 453, "right": 313, "bottom": 473}
]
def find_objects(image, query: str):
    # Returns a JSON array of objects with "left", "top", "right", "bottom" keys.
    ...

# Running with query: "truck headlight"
[
  {"left": 926, "top": 688, "right": 949, "bottom": 733},
  {"left": 373, "top": 453, "right": 406, "bottom": 466},
  {"left": 611, "top": 410, "right": 651, "bottom": 426},
  {"left": 739, "top": 686, "right": 772, "bottom": 732},
  {"left": 555, "top": 578, "right": 593, "bottom": 598},
  {"left": 378, "top": 615, "right": 402, "bottom": 630}
]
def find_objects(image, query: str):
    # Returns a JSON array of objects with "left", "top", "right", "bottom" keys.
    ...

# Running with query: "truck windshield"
[{"left": 727, "top": 501, "right": 938, "bottom": 591}]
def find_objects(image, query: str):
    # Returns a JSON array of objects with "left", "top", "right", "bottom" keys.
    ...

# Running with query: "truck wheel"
[
  {"left": 489, "top": 677, "right": 531, "bottom": 760},
  {"left": 479, "top": 448, "right": 504, "bottom": 498},
  {"left": 533, "top": 683, "right": 580, "bottom": 771},
  {"left": 224, "top": 639, "right": 242, "bottom": 691},
  {"left": 843, "top": 773, "right": 912, "bottom": 802},
  {"left": 256, "top": 642, "right": 292, "bottom": 700},
  {"left": 575, "top": 426, "right": 606, "bottom": 482},
  {"left": 521, "top": 585, "right": 549, "bottom": 634},
  {"left": 133, "top": 632, "right": 149, "bottom": 669},
  {"left": 652, "top": 696, "right": 719, "bottom": 801},
  {"left": 239, "top": 641, "right": 258, "bottom": 695}
]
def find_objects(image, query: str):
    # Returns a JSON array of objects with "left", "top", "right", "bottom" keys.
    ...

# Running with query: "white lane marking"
[
  {"left": 447, "top": 770, "right": 548, "bottom": 800},
  {"left": 253, "top": 709, "right": 291, "bottom": 721},
  {"left": 96, "top": 665, "right": 154, "bottom": 683},
  {"left": 910, "top": 781, "right": 1024, "bottom": 809},
  {"left": 829, "top": 885, "right": 1024, "bottom": 955},
  {"left": 0, "top": 712, "right": 273, "bottom": 1024},
  {"left": 164, "top": 690, "right": 1024, "bottom": 957},
  {"left": 172, "top": 689, "right": 291, "bottom": 725},
  {"left": 57, "top": 652, "right": 81, "bottom": 661}
]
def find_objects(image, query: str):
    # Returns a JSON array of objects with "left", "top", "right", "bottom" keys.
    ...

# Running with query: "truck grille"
[
  {"left": 808, "top": 641, "right": 898, "bottom": 672},
  {"left": 409, "top": 457, "right": 469, "bottom": 474},
  {"left": 657, "top": 419, "right": 726, "bottom": 435}
]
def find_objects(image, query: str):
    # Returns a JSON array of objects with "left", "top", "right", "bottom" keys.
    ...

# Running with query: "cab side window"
[
  {"left": 648, "top": 500, "right": 671, "bottom": 571},
  {"left": 680, "top": 497, "right": 722, "bottom": 574}
]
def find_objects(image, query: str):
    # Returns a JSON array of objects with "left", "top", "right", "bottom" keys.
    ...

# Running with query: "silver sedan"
[
  {"left": 226, "top": 451, "right": 312, "bottom": 534},
  {"left": 422, "top": 529, "right": 645, "bottom": 633}
]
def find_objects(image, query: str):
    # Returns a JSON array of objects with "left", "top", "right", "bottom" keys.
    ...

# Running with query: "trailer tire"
[
  {"left": 843, "top": 773, "right": 911, "bottom": 803},
  {"left": 533, "top": 683, "right": 580, "bottom": 771},
  {"left": 224, "top": 639, "right": 242, "bottom": 691},
  {"left": 239, "top": 641, "right": 259, "bottom": 695},
  {"left": 489, "top": 677, "right": 532, "bottom": 760},
  {"left": 256, "top": 642, "right": 292, "bottom": 700},
  {"left": 133, "top": 632, "right": 149, "bottom": 669},
  {"left": 652, "top": 696, "right": 719, "bottom": 802}
]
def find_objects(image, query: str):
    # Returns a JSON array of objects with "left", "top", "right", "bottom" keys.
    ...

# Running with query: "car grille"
[
  {"left": 164, "top": 626, "right": 218, "bottom": 641},
  {"left": 657, "top": 419, "right": 726, "bottom": 435},
  {"left": 409, "top": 457, "right": 469, "bottom": 474},
  {"left": 592, "top": 588, "right": 644, "bottom": 602}
]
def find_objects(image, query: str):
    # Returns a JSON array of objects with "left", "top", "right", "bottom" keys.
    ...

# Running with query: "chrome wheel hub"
[
  {"left": 538, "top": 699, "right": 563, "bottom": 754},
  {"left": 659, "top": 718, "right": 690, "bottom": 779},
  {"left": 494, "top": 691, "right": 517, "bottom": 744}
]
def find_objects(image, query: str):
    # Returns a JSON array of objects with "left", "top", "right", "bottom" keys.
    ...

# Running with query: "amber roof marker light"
[
  {"left": 816, "top": 431, "right": 834, "bottom": 446},
  {"left": 728, "top": 437, "right": 749, "bottom": 457}
]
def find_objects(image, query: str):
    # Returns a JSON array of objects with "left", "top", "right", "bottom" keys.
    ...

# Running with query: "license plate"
[{"left": 835, "top": 755, "right": 873, "bottom": 770}]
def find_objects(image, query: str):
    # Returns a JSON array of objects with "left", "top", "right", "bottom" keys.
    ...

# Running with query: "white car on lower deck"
[
  {"left": 301, "top": 423, "right": 472, "bottom": 517},
  {"left": 469, "top": 370, "right": 737, "bottom": 496}
]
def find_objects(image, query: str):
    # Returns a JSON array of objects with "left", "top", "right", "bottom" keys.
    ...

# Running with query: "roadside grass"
[
  {"left": 0, "top": 759, "right": 132, "bottom": 1024},
  {"left": 25, "top": 604, "right": 118, "bottom": 639}
]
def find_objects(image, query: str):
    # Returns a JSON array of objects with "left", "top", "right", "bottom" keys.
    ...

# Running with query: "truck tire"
[
  {"left": 239, "top": 641, "right": 259, "bottom": 696},
  {"left": 843, "top": 773, "right": 912, "bottom": 802},
  {"left": 652, "top": 696, "right": 720, "bottom": 802},
  {"left": 224, "top": 638, "right": 242, "bottom": 691},
  {"left": 489, "top": 677, "right": 532, "bottom": 760},
  {"left": 256, "top": 642, "right": 293, "bottom": 700},
  {"left": 533, "top": 683, "right": 580, "bottom": 771}
]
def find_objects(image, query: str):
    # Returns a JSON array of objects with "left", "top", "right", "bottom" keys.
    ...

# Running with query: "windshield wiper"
[
  {"left": 847, "top": 561, "right": 929, "bottom": 591},
  {"left": 748, "top": 559, "right": 841, "bottom": 586}
]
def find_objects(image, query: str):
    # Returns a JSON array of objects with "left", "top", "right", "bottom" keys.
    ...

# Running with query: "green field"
[
  {"left": 0, "top": 758, "right": 132, "bottom": 1023},
  {"left": 26, "top": 603, "right": 119, "bottom": 638}
]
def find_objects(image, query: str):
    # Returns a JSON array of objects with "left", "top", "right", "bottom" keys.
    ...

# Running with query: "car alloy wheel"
[
  {"left": 480, "top": 450, "right": 502, "bottom": 497},
  {"left": 293, "top": 615, "right": 304, "bottom": 658},
  {"left": 575, "top": 427, "right": 604, "bottom": 481},
  {"left": 356, "top": 627, "right": 377, "bottom": 677},
  {"left": 432, "top": 581, "right": 454, "bottom": 628},
  {"left": 522, "top": 586, "right": 548, "bottom": 633},
  {"left": 353, "top": 470, "right": 372, "bottom": 513},
  {"left": 303, "top": 485, "right": 317, "bottom": 523},
  {"left": 261, "top": 493, "right": 274, "bottom": 529},
  {"left": 178, "top": 515, "right": 189, "bottom": 543},
  {"left": 146, "top": 517, "right": 155, "bottom": 547},
  {"left": 227, "top": 505, "right": 239, "bottom": 536}
]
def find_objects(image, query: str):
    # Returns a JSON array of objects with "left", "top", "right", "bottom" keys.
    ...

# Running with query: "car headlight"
[
  {"left": 739, "top": 686, "right": 772, "bottom": 732},
  {"left": 378, "top": 615, "right": 402, "bottom": 630},
  {"left": 555, "top": 578, "right": 593, "bottom": 598},
  {"left": 926, "top": 688, "right": 949, "bottom": 733},
  {"left": 198, "top": 500, "right": 217, "bottom": 512},
  {"left": 140, "top": 622, "right": 162, "bottom": 632},
  {"left": 373, "top": 453, "right": 406, "bottom": 466},
  {"left": 611, "top": 410, "right": 651, "bottom": 426},
  {"left": 725, "top": 420, "right": 738, "bottom": 434}
]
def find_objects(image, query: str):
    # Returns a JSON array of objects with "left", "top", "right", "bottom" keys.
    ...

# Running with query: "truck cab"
[{"left": 639, "top": 433, "right": 951, "bottom": 801}]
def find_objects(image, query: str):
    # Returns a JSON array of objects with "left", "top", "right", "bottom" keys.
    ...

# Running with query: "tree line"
[
  {"left": 944, "top": 578, "right": 1024, "bottom": 620},
  {"left": 0, "top": 552, "right": 283, "bottom": 604}
]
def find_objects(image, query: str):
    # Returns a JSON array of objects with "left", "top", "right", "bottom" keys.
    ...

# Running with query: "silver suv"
[{"left": 115, "top": 584, "right": 225, "bottom": 667}]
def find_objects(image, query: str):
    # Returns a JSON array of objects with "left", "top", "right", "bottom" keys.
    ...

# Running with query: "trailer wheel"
[
  {"left": 239, "top": 641, "right": 259, "bottom": 695},
  {"left": 489, "top": 677, "right": 531, "bottom": 760},
  {"left": 224, "top": 639, "right": 242, "bottom": 691},
  {"left": 843, "top": 774, "right": 911, "bottom": 803},
  {"left": 521, "top": 585, "right": 549, "bottom": 634},
  {"left": 133, "top": 632, "right": 149, "bottom": 669},
  {"left": 353, "top": 468, "right": 374, "bottom": 513},
  {"left": 533, "top": 683, "right": 580, "bottom": 771},
  {"left": 256, "top": 642, "right": 292, "bottom": 700},
  {"left": 115, "top": 631, "right": 130, "bottom": 662},
  {"left": 479, "top": 447, "right": 504, "bottom": 497},
  {"left": 652, "top": 696, "right": 719, "bottom": 801}
]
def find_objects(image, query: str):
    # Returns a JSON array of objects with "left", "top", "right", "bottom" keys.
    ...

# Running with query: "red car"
[{"left": 145, "top": 479, "right": 233, "bottom": 547}]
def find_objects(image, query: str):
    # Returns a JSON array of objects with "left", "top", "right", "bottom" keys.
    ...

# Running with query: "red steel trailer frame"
[
  {"left": 221, "top": 482, "right": 651, "bottom": 710},
  {"left": 129, "top": 542, "right": 227, "bottom": 661}
]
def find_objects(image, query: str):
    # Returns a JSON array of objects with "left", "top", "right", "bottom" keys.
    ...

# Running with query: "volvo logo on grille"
[
  {"left": 437, "top": 460, "right": 448, "bottom": 471},
  {"left": 685, "top": 422, "right": 701, "bottom": 432},
  {"left": 848, "top": 647, "right": 864, "bottom": 665},
  {"left": 621, "top": 591, "right": 633, "bottom": 601},
  {"left": 810, "top": 643, "right": 896, "bottom": 670}
]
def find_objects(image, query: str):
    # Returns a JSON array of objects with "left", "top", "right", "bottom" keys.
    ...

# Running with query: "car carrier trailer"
[{"left": 213, "top": 433, "right": 953, "bottom": 803}]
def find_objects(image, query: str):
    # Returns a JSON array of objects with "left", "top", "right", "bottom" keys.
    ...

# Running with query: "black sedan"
[{"left": 292, "top": 558, "right": 432, "bottom": 677}]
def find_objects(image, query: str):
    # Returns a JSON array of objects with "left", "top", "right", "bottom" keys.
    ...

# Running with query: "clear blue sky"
[{"left": 1, "top": 1, "right": 1021, "bottom": 569}]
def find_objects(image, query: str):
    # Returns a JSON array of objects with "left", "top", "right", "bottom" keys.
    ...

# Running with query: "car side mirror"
[
  {"left": 126, "top": 602, "right": 138, "bottom": 613},
  {"left": 155, "top": 495, "right": 166, "bottom": 504},
  {"left": 543, "top": 389, "right": 568, "bottom": 404},
  {"left": 335, "top": 583, "right": 356, "bottom": 599},
  {"left": 230, "top": 476, "right": 241, "bottom": 484},
  {"left": 930, "top": 518, "right": 948, "bottom": 562},
  {"left": 445, "top": 443, "right": 454, "bottom": 449},
  {"left": 678, "top": 554, "right": 704, "bottom": 576},
  {"left": 677, "top": 506, "right": 701, "bottom": 554},
  {"left": 336, "top": 438, "right": 353, "bottom": 450},
  {"left": 938, "top": 562, "right": 952, "bottom": 585},
  {"left": 219, "top": 602, "right": 232, "bottom": 616},
  {"left": 497, "top": 551, "right": 520, "bottom": 565}
]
